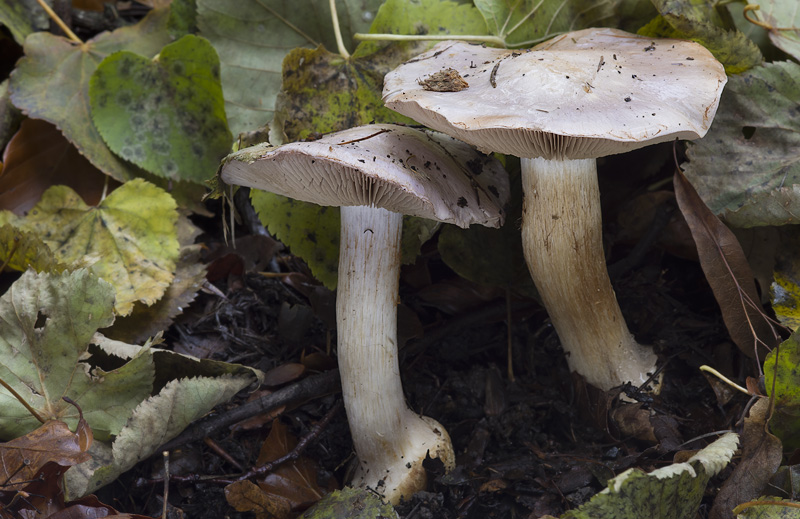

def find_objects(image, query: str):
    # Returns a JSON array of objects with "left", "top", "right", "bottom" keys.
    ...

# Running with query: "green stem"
[
  {"left": 329, "top": 0, "right": 350, "bottom": 58},
  {"left": 35, "top": 0, "right": 82, "bottom": 44},
  {"left": 353, "top": 33, "right": 506, "bottom": 46}
]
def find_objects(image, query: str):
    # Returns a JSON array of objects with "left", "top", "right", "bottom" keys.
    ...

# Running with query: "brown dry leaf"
[
  {"left": 1, "top": 419, "right": 91, "bottom": 491},
  {"left": 225, "top": 420, "right": 330, "bottom": 518},
  {"left": 262, "top": 364, "right": 306, "bottom": 388},
  {"left": 0, "top": 413, "right": 93, "bottom": 519},
  {"left": 225, "top": 479, "right": 291, "bottom": 519},
  {"left": 256, "top": 421, "right": 329, "bottom": 511},
  {"left": 0, "top": 119, "right": 115, "bottom": 215},
  {"left": 673, "top": 167, "right": 779, "bottom": 358},
  {"left": 710, "top": 398, "right": 783, "bottom": 519}
]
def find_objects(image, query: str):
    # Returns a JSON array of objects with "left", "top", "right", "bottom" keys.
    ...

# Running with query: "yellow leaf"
[{"left": 1, "top": 179, "right": 179, "bottom": 315}]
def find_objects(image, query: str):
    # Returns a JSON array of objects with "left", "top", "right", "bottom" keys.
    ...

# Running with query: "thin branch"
[{"left": 236, "top": 399, "right": 343, "bottom": 481}]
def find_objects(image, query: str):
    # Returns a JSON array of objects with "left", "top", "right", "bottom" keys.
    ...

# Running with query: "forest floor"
[{"left": 90, "top": 143, "right": 761, "bottom": 519}]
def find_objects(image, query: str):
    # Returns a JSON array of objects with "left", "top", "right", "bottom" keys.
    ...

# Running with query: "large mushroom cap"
[
  {"left": 220, "top": 123, "right": 509, "bottom": 228},
  {"left": 383, "top": 28, "right": 727, "bottom": 160}
]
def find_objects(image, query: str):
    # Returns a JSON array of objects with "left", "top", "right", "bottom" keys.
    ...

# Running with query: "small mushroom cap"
[
  {"left": 383, "top": 28, "right": 727, "bottom": 160},
  {"left": 220, "top": 124, "right": 509, "bottom": 228}
]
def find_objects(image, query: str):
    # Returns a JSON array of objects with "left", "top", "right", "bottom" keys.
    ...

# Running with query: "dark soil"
[{"left": 97, "top": 144, "right": 761, "bottom": 519}]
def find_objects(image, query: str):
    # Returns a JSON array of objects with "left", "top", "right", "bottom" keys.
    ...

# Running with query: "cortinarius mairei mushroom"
[
  {"left": 382, "top": 28, "right": 727, "bottom": 391},
  {"left": 219, "top": 124, "right": 509, "bottom": 503}
]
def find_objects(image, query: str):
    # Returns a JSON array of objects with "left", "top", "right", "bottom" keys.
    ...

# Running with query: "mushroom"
[
  {"left": 219, "top": 124, "right": 509, "bottom": 503},
  {"left": 382, "top": 28, "right": 727, "bottom": 391}
]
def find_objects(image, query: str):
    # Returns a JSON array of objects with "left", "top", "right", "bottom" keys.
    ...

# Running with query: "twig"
[
  {"left": 236, "top": 399, "right": 343, "bottom": 481},
  {"left": 161, "top": 451, "right": 169, "bottom": 519},
  {"left": 158, "top": 370, "right": 340, "bottom": 452}
]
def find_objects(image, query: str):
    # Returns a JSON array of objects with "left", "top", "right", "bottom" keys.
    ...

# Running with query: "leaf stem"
[
  {"left": 329, "top": 0, "right": 350, "bottom": 58},
  {"left": 353, "top": 33, "right": 506, "bottom": 46},
  {"left": 0, "top": 376, "right": 46, "bottom": 424},
  {"left": 699, "top": 365, "right": 752, "bottom": 396},
  {"left": 34, "top": 0, "right": 82, "bottom": 44}
]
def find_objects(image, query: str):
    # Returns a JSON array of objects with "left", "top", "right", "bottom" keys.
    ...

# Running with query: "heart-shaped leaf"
[{"left": 89, "top": 34, "right": 232, "bottom": 183}]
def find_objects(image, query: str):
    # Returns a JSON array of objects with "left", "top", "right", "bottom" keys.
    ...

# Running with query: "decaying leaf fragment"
[
  {"left": 418, "top": 68, "right": 469, "bottom": 92},
  {"left": 673, "top": 167, "right": 779, "bottom": 358}
]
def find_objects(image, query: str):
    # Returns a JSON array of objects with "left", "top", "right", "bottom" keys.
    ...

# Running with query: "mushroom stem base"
[{"left": 521, "top": 157, "right": 658, "bottom": 391}]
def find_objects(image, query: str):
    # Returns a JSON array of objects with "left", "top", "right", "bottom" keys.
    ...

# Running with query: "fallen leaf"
[
  {"left": 683, "top": 62, "right": 800, "bottom": 227},
  {"left": 561, "top": 433, "right": 739, "bottom": 519},
  {"left": 745, "top": 0, "right": 800, "bottom": 61},
  {"left": 225, "top": 420, "right": 332, "bottom": 518},
  {"left": 673, "top": 167, "right": 779, "bottom": 358},
  {"left": 764, "top": 333, "right": 800, "bottom": 450},
  {"left": 8, "top": 8, "right": 170, "bottom": 183},
  {"left": 639, "top": 0, "right": 762, "bottom": 73},
  {"left": 710, "top": 399, "right": 783, "bottom": 519},
  {"left": 0, "top": 178, "right": 180, "bottom": 315},
  {"left": 197, "top": 0, "right": 383, "bottom": 137},
  {"left": 89, "top": 35, "right": 232, "bottom": 183},
  {"left": 103, "top": 216, "right": 206, "bottom": 343},
  {"left": 0, "top": 269, "right": 154, "bottom": 440},
  {"left": 0, "top": 118, "right": 114, "bottom": 215},
  {"left": 297, "top": 487, "right": 398, "bottom": 519}
]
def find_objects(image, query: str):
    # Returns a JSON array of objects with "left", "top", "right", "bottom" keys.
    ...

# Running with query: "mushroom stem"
[
  {"left": 337, "top": 205, "right": 454, "bottom": 503},
  {"left": 520, "top": 157, "right": 658, "bottom": 391}
]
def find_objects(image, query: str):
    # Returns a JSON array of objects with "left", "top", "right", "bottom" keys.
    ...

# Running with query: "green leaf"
[
  {"left": 639, "top": 0, "right": 762, "bottom": 74},
  {"left": 354, "top": 0, "right": 489, "bottom": 57},
  {"left": 103, "top": 216, "right": 206, "bottom": 344},
  {"left": 0, "top": 0, "right": 47, "bottom": 45},
  {"left": 274, "top": 46, "right": 411, "bottom": 142},
  {"left": 745, "top": 0, "right": 800, "bottom": 62},
  {"left": 475, "top": 0, "right": 630, "bottom": 46},
  {"left": 299, "top": 487, "right": 398, "bottom": 519},
  {"left": 89, "top": 35, "right": 232, "bottom": 183},
  {"left": 683, "top": 61, "right": 800, "bottom": 227},
  {"left": 0, "top": 269, "right": 154, "bottom": 441},
  {"left": 68, "top": 370, "right": 259, "bottom": 497},
  {"left": 168, "top": 0, "right": 198, "bottom": 38},
  {"left": 771, "top": 228, "right": 800, "bottom": 331},
  {"left": 198, "top": 0, "right": 383, "bottom": 137},
  {"left": 0, "top": 179, "right": 180, "bottom": 316},
  {"left": 735, "top": 497, "right": 800, "bottom": 518},
  {"left": 561, "top": 433, "right": 739, "bottom": 519},
  {"left": 764, "top": 333, "right": 800, "bottom": 451},
  {"left": 8, "top": 8, "right": 171, "bottom": 184},
  {"left": 401, "top": 217, "right": 439, "bottom": 265},
  {"left": 250, "top": 189, "right": 340, "bottom": 289},
  {"left": 439, "top": 220, "right": 532, "bottom": 292}
]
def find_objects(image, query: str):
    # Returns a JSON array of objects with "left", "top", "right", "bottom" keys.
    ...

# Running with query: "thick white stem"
[
  {"left": 520, "top": 157, "right": 657, "bottom": 391},
  {"left": 337, "top": 205, "right": 453, "bottom": 503}
]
